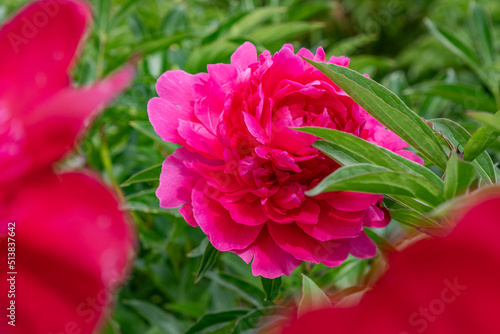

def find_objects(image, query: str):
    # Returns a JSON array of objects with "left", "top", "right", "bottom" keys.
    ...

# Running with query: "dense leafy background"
[{"left": 3, "top": 0, "right": 500, "bottom": 333}]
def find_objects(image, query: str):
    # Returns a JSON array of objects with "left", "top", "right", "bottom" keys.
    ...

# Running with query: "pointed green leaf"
[
  {"left": 261, "top": 276, "right": 282, "bottom": 302},
  {"left": 425, "top": 18, "right": 487, "bottom": 83},
  {"left": 468, "top": 2, "right": 496, "bottom": 65},
  {"left": 443, "top": 152, "right": 476, "bottom": 200},
  {"left": 185, "top": 309, "right": 250, "bottom": 334},
  {"left": 130, "top": 121, "right": 179, "bottom": 153},
  {"left": 194, "top": 241, "right": 220, "bottom": 283},
  {"left": 298, "top": 126, "right": 443, "bottom": 191},
  {"left": 206, "top": 272, "right": 265, "bottom": 307},
  {"left": 404, "top": 82, "right": 497, "bottom": 112},
  {"left": 307, "top": 164, "right": 445, "bottom": 207},
  {"left": 469, "top": 111, "right": 500, "bottom": 132},
  {"left": 464, "top": 125, "right": 500, "bottom": 161},
  {"left": 124, "top": 300, "right": 183, "bottom": 334},
  {"left": 431, "top": 118, "right": 496, "bottom": 183},
  {"left": 305, "top": 59, "right": 447, "bottom": 170},
  {"left": 298, "top": 275, "right": 331, "bottom": 317},
  {"left": 389, "top": 209, "right": 439, "bottom": 228},
  {"left": 121, "top": 164, "right": 162, "bottom": 187}
]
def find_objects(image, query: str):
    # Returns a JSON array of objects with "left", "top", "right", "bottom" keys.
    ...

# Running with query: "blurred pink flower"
[
  {"left": 148, "top": 42, "right": 421, "bottom": 278},
  {"left": 0, "top": 0, "right": 135, "bottom": 333},
  {"left": 280, "top": 187, "right": 500, "bottom": 333}
]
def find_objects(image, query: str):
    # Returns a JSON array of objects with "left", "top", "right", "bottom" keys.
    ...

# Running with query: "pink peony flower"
[
  {"left": 0, "top": 1, "right": 135, "bottom": 332},
  {"left": 148, "top": 42, "right": 422, "bottom": 278},
  {"left": 280, "top": 187, "right": 500, "bottom": 334}
]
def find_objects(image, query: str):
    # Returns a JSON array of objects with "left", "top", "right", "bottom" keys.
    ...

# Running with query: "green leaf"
[
  {"left": 364, "top": 228, "right": 396, "bottom": 254},
  {"left": 468, "top": 2, "right": 496, "bottom": 65},
  {"left": 124, "top": 300, "right": 183, "bottom": 334},
  {"left": 227, "top": 7, "right": 286, "bottom": 38},
  {"left": 389, "top": 196, "right": 433, "bottom": 214},
  {"left": 463, "top": 125, "right": 500, "bottom": 161},
  {"left": 206, "top": 272, "right": 265, "bottom": 307},
  {"left": 307, "top": 164, "right": 446, "bottom": 207},
  {"left": 425, "top": 18, "right": 487, "bottom": 84},
  {"left": 298, "top": 127, "right": 443, "bottom": 191},
  {"left": 431, "top": 118, "right": 496, "bottom": 183},
  {"left": 389, "top": 209, "right": 438, "bottom": 228},
  {"left": 185, "top": 309, "right": 250, "bottom": 334},
  {"left": 248, "top": 22, "right": 324, "bottom": 50},
  {"left": 229, "top": 306, "right": 286, "bottom": 334},
  {"left": 305, "top": 59, "right": 447, "bottom": 170},
  {"left": 261, "top": 276, "right": 282, "bottom": 302},
  {"left": 469, "top": 111, "right": 500, "bottom": 131},
  {"left": 194, "top": 241, "right": 220, "bottom": 283},
  {"left": 121, "top": 164, "right": 162, "bottom": 187},
  {"left": 443, "top": 152, "right": 476, "bottom": 200},
  {"left": 298, "top": 274, "right": 331, "bottom": 317},
  {"left": 130, "top": 121, "right": 179, "bottom": 153},
  {"left": 404, "top": 82, "right": 497, "bottom": 112}
]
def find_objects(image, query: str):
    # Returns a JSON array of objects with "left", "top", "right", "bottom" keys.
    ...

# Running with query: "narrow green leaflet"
[
  {"left": 425, "top": 18, "right": 487, "bottom": 84},
  {"left": 468, "top": 2, "right": 496, "bottom": 66},
  {"left": 305, "top": 59, "right": 447, "bottom": 170},
  {"left": 206, "top": 272, "right": 265, "bottom": 307},
  {"left": 404, "top": 82, "right": 497, "bottom": 112},
  {"left": 469, "top": 111, "right": 500, "bottom": 131},
  {"left": 389, "top": 209, "right": 439, "bottom": 228},
  {"left": 307, "top": 164, "right": 445, "bottom": 207},
  {"left": 431, "top": 118, "right": 496, "bottom": 183},
  {"left": 464, "top": 125, "right": 500, "bottom": 161},
  {"left": 390, "top": 195, "right": 433, "bottom": 214},
  {"left": 443, "top": 152, "right": 476, "bottom": 200},
  {"left": 261, "top": 276, "right": 282, "bottom": 302},
  {"left": 298, "top": 275, "right": 331, "bottom": 317},
  {"left": 121, "top": 164, "right": 162, "bottom": 187},
  {"left": 194, "top": 241, "right": 220, "bottom": 283},
  {"left": 298, "top": 126, "right": 444, "bottom": 191},
  {"left": 130, "top": 121, "right": 179, "bottom": 153},
  {"left": 227, "top": 7, "right": 286, "bottom": 38},
  {"left": 248, "top": 22, "right": 324, "bottom": 50},
  {"left": 124, "top": 300, "right": 184, "bottom": 334},
  {"left": 185, "top": 309, "right": 250, "bottom": 334}
]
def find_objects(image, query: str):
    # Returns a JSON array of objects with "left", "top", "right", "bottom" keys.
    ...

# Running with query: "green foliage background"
[{"left": 3, "top": 0, "right": 500, "bottom": 333}]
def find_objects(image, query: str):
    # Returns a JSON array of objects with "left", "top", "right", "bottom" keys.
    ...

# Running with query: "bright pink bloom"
[
  {"left": 148, "top": 42, "right": 422, "bottom": 278},
  {"left": 280, "top": 187, "right": 500, "bottom": 334},
  {"left": 0, "top": 1, "right": 134, "bottom": 333}
]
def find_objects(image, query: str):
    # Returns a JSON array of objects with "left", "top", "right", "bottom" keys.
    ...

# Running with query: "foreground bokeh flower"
[
  {"left": 280, "top": 187, "right": 500, "bottom": 334},
  {"left": 149, "top": 42, "right": 422, "bottom": 278},
  {"left": 0, "top": 0, "right": 135, "bottom": 333}
]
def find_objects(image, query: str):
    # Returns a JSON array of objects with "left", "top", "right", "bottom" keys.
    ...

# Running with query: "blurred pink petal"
[{"left": 0, "top": 171, "right": 134, "bottom": 334}]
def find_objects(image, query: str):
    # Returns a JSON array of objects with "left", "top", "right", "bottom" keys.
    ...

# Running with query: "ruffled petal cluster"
[{"left": 149, "top": 42, "right": 421, "bottom": 278}]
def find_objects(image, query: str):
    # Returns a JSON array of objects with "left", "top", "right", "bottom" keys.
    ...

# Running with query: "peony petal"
[
  {"left": 156, "top": 70, "right": 208, "bottom": 112},
  {"left": 0, "top": 171, "right": 134, "bottom": 334},
  {"left": 349, "top": 231, "right": 377, "bottom": 258},
  {"left": 0, "top": 0, "right": 91, "bottom": 110},
  {"left": 219, "top": 196, "right": 268, "bottom": 226},
  {"left": 363, "top": 202, "right": 391, "bottom": 228},
  {"left": 268, "top": 222, "right": 350, "bottom": 267},
  {"left": 192, "top": 180, "right": 263, "bottom": 251},
  {"left": 0, "top": 66, "right": 134, "bottom": 186},
  {"left": 324, "top": 191, "right": 381, "bottom": 212},
  {"left": 148, "top": 97, "right": 190, "bottom": 145},
  {"left": 157, "top": 147, "right": 204, "bottom": 209},
  {"left": 298, "top": 202, "right": 365, "bottom": 241},
  {"left": 231, "top": 42, "right": 258, "bottom": 71},
  {"left": 236, "top": 226, "right": 301, "bottom": 278},
  {"left": 178, "top": 120, "right": 224, "bottom": 158}
]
